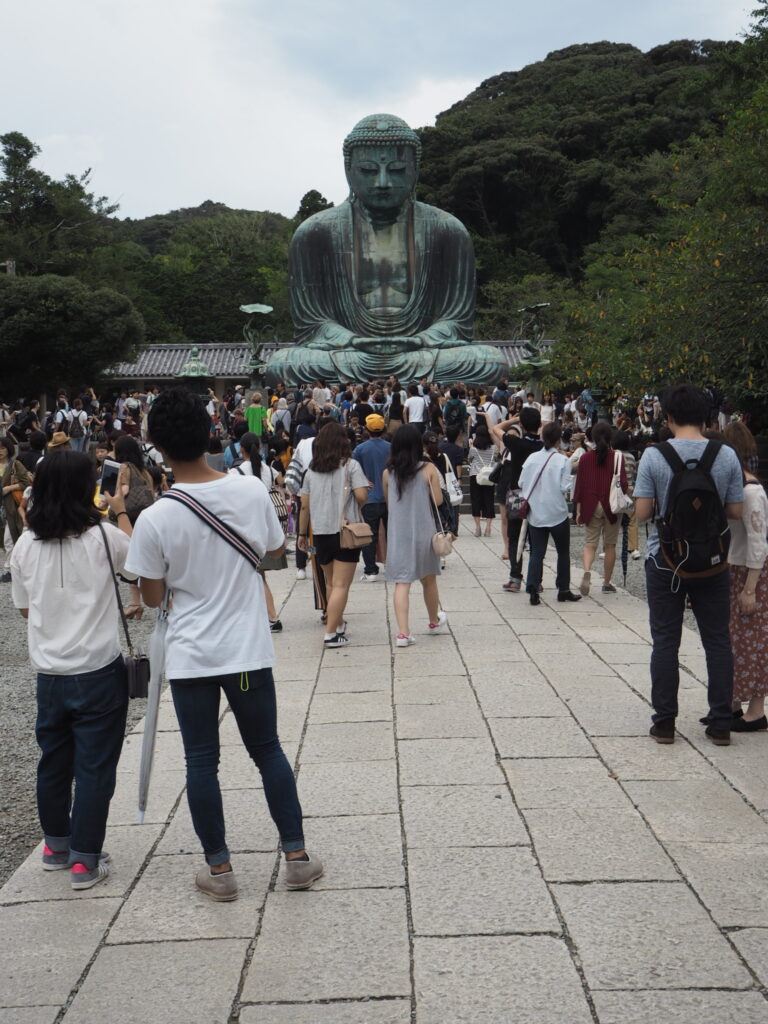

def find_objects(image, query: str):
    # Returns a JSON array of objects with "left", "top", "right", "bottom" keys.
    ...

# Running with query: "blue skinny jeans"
[{"left": 170, "top": 668, "right": 304, "bottom": 865}]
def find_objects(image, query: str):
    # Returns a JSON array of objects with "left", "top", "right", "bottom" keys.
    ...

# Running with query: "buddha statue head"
[{"left": 343, "top": 114, "right": 421, "bottom": 219}]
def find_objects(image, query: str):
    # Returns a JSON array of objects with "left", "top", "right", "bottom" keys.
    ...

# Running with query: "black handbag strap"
[
  {"left": 162, "top": 489, "right": 262, "bottom": 570},
  {"left": 98, "top": 523, "right": 134, "bottom": 655}
]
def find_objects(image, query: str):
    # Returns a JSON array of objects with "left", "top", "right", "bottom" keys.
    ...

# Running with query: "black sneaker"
[
  {"left": 705, "top": 725, "right": 731, "bottom": 746},
  {"left": 270, "top": 620, "right": 283, "bottom": 632},
  {"left": 529, "top": 592, "right": 540, "bottom": 606},
  {"left": 0, "top": 572, "right": 10, "bottom": 583},
  {"left": 557, "top": 591, "right": 582, "bottom": 602},
  {"left": 650, "top": 720, "right": 675, "bottom": 744},
  {"left": 324, "top": 634, "right": 350, "bottom": 648}
]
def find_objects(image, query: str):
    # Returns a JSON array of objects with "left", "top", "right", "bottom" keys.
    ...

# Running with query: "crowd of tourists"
[{"left": 1, "top": 376, "right": 765, "bottom": 902}]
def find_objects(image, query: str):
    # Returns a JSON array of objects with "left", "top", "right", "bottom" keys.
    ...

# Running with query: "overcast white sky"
[{"left": 3, "top": 0, "right": 750, "bottom": 220}]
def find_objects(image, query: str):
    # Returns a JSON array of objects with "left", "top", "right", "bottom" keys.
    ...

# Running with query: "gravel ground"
[{"left": 0, "top": 585, "right": 156, "bottom": 886}]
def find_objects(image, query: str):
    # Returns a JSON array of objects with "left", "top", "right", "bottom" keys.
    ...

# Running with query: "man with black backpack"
[{"left": 634, "top": 385, "right": 743, "bottom": 746}]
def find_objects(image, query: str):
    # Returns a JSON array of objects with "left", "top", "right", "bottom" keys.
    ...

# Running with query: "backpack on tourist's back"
[{"left": 655, "top": 440, "right": 730, "bottom": 578}]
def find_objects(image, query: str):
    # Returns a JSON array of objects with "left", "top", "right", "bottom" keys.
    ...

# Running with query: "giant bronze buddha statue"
[{"left": 265, "top": 114, "right": 508, "bottom": 387}]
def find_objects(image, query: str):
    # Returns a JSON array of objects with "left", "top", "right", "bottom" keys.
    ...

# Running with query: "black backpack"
[
  {"left": 656, "top": 440, "right": 730, "bottom": 578},
  {"left": 444, "top": 400, "right": 464, "bottom": 430},
  {"left": 69, "top": 411, "right": 85, "bottom": 438}
]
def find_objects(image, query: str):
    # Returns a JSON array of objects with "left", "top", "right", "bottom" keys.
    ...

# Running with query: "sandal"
[{"left": 124, "top": 604, "right": 144, "bottom": 620}]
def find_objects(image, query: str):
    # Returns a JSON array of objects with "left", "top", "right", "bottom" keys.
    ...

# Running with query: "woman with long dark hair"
[
  {"left": 467, "top": 423, "right": 497, "bottom": 536},
  {"left": 297, "top": 422, "right": 368, "bottom": 647},
  {"left": 113, "top": 435, "right": 154, "bottom": 618},
  {"left": 384, "top": 425, "right": 448, "bottom": 647},
  {"left": 573, "top": 420, "right": 628, "bottom": 595},
  {"left": 387, "top": 390, "right": 404, "bottom": 434},
  {"left": 230, "top": 434, "right": 287, "bottom": 632},
  {"left": 9, "top": 450, "right": 132, "bottom": 890}
]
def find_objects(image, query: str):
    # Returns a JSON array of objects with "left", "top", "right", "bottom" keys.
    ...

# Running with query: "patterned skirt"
[{"left": 730, "top": 564, "right": 768, "bottom": 700}]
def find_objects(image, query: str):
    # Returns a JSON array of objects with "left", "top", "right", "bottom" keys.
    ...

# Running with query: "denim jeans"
[
  {"left": 526, "top": 518, "right": 572, "bottom": 594},
  {"left": 645, "top": 557, "right": 733, "bottom": 728},
  {"left": 36, "top": 655, "right": 128, "bottom": 869},
  {"left": 294, "top": 496, "right": 307, "bottom": 571},
  {"left": 361, "top": 501, "right": 388, "bottom": 574},
  {"left": 506, "top": 516, "right": 525, "bottom": 581},
  {"left": 170, "top": 668, "right": 304, "bottom": 865},
  {"left": 69, "top": 436, "right": 86, "bottom": 452}
]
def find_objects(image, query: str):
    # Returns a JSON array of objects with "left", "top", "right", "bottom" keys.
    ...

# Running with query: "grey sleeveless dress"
[{"left": 385, "top": 463, "right": 442, "bottom": 583}]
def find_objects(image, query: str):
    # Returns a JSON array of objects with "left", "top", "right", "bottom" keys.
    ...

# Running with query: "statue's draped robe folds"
[{"left": 265, "top": 200, "right": 507, "bottom": 385}]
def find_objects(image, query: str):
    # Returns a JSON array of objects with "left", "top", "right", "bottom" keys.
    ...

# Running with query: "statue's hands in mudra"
[{"left": 352, "top": 336, "right": 425, "bottom": 354}]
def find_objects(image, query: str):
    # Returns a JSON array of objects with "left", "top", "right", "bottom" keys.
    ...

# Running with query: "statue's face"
[{"left": 347, "top": 144, "right": 418, "bottom": 213}]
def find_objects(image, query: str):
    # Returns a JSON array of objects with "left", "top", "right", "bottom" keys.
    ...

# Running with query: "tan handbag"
[
  {"left": 430, "top": 487, "right": 453, "bottom": 557},
  {"left": 339, "top": 463, "right": 373, "bottom": 550}
]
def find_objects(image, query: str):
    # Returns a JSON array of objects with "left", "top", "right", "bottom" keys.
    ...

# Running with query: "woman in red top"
[{"left": 573, "top": 421, "right": 628, "bottom": 595}]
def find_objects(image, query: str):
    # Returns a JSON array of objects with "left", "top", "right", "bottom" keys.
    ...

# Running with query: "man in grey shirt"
[{"left": 634, "top": 385, "right": 743, "bottom": 746}]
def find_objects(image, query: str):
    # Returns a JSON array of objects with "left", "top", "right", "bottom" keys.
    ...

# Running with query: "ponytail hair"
[{"left": 591, "top": 420, "right": 613, "bottom": 466}]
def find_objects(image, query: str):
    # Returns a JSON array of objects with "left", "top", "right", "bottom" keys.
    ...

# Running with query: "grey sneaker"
[
  {"left": 71, "top": 856, "right": 111, "bottom": 891},
  {"left": 42, "top": 843, "right": 70, "bottom": 871},
  {"left": 579, "top": 571, "right": 591, "bottom": 596},
  {"left": 195, "top": 866, "right": 238, "bottom": 902},
  {"left": 284, "top": 853, "right": 324, "bottom": 890}
]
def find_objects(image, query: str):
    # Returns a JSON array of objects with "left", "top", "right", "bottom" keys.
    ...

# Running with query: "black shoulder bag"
[{"left": 98, "top": 523, "right": 150, "bottom": 699}]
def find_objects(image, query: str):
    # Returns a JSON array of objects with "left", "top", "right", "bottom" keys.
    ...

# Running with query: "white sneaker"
[
  {"left": 598, "top": 551, "right": 605, "bottom": 559},
  {"left": 428, "top": 610, "right": 448, "bottom": 635},
  {"left": 296, "top": 569, "right": 307, "bottom": 580},
  {"left": 631, "top": 549, "right": 641, "bottom": 560},
  {"left": 396, "top": 634, "right": 415, "bottom": 647},
  {"left": 360, "top": 572, "right": 380, "bottom": 582}
]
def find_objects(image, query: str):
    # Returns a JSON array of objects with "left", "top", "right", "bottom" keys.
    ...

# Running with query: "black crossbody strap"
[
  {"left": 162, "top": 490, "right": 262, "bottom": 570},
  {"left": 98, "top": 523, "right": 134, "bottom": 655}
]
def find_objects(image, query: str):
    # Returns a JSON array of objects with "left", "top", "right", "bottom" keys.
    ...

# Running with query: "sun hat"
[{"left": 48, "top": 432, "right": 71, "bottom": 449}]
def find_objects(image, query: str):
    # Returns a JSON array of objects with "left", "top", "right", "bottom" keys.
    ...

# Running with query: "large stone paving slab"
[
  {"left": 301, "top": 814, "right": 405, "bottom": 890},
  {"left": 524, "top": 806, "right": 677, "bottom": 882},
  {"left": 666, "top": 841, "right": 768, "bottom": 928},
  {"left": 413, "top": 935, "right": 593, "bottom": 1024},
  {"left": 242, "top": 889, "right": 410, "bottom": 1002},
  {"left": 395, "top": 701, "right": 487, "bottom": 739},
  {"left": 555, "top": 881, "right": 751, "bottom": 989},
  {"left": 0, "top": 823, "right": 162, "bottom": 903},
  {"left": 561, "top": 691, "right": 650, "bottom": 736},
  {"left": 309, "top": 690, "right": 393, "bottom": 723},
  {"left": 592, "top": 990, "right": 768, "bottom": 1024},
  {"left": 471, "top": 676, "right": 567, "bottom": 718},
  {"left": 240, "top": 1001, "right": 412, "bottom": 1024},
  {"left": 488, "top": 716, "right": 595, "bottom": 758},
  {"left": 0, "top": 898, "right": 121, "bottom": 1007},
  {"left": 298, "top": 761, "right": 399, "bottom": 817},
  {"left": 0, "top": 1009, "right": 60, "bottom": 1024},
  {"left": 397, "top": 737, "right": 503, "bottom": 786},
  {"left": 401, "top": 784, "right": 528, "bottom": 847},
  {"left": 623, "top": 780, "right": 768, "bottom": 844},
  {"left": 503, "top": 757, "right": 631, "bottom": 810},
  {"left": 300, "top": 721, "right": 395, "bottom": 762},
  {"left": 730, "top": 928, "right": 768, "bottom": 986},
  {"left": 591, "top": 736, "right": 713, "bottom": 781},
  {"left": 393, "top": 673, "right": 475, "bottom": 705},
  {"left": 408, "top": 846, "right": 559, "bottom": 935},
  {"left": 65, "top": 939, "right": 249, "bottom": 1024},
  {"left": 107, "top": 853, "right": 274, "bottom": 942}
]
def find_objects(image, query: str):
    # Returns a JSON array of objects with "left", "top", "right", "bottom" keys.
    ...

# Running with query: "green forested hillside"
[{"left": 2, "top": 16, "right": 767, "bottom": 410}]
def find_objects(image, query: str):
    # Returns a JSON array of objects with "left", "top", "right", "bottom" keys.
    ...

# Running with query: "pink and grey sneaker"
[
  {"left": 42, "top": 844, "right": 70, "bottom": 871},
  {"left": 428, "top": 611, "right": 448, "bottom": 635},
  {"left": 71, "top": 855, "right": 111, "bottom": 891},
  {"left": 396, "top": 634, "right": 415, "bottom": 647}
]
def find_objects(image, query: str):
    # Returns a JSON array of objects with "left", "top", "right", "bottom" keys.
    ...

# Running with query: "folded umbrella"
[{"left": 137, "top": 593, "right": 170, "bottom": 824}]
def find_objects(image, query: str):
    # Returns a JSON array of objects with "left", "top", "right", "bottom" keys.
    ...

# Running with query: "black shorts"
[{"left": 313, "top": 532, "right": 361, "bottom": 566}]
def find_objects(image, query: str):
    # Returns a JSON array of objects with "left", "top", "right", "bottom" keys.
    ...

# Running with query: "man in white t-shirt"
[
  {"left": 125, "top": 387, "right": 323, "bottom": 900},
  {"left": 404, "top": 383, "right": 428, "bottom": 434}
]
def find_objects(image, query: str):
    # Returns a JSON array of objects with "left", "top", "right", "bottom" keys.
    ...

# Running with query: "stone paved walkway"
[{"left": 2, "top": 533, "right": 768, "bottom": 1023}]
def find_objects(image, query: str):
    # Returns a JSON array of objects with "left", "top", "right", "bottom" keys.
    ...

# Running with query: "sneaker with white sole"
[
  {"left": 360, "top": 572, "right": 380, "bottom": 582},
  {"left": 195, "top": 866, "right": 238, "bottom": 902},
  {"left": 324, "top": 633, "right": 350, "bottom": 648},
  {"left": 42, "top": 843, "right": 70, "bottom": 871},
  {"left": 631, "top": 549, "right": 641, "bottom": 560},
  {"left": 396, "top": 634, "right": 415, "bottom": 647},
  {"left": 428, "top": 610, "right": 448, "bottom": 635},
  {"left": 71, "top": 857, "right": 110, "bottom": 891},
  {"left": 284, "top": 853, "right": 324, "bottom": 890},
  {"left": 296, "top": 569, "right": 307, "bottom": 580}
]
